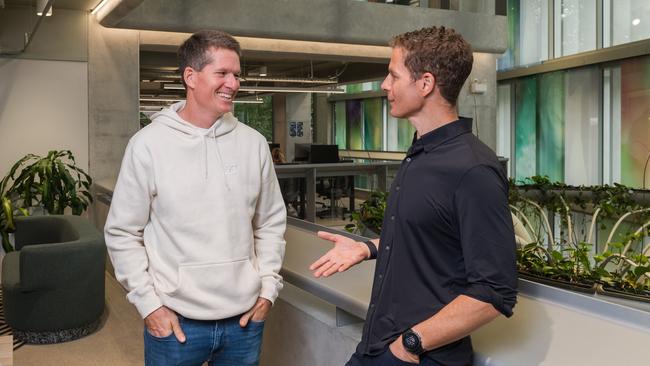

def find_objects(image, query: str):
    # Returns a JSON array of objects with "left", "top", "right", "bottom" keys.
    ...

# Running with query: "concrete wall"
[
  {"left": 0, "top": 8, "right": 89, "bottom": 177},
  {"left": 88, "top": 17, "right": 140, "bottom": 182},
  {"left": 0, "top": 59, "right": 89, "bottom": 176},
  {"left": 284, "top": 94, "right": 312, "bottom": 162},
  {"left": 458, "top": 52, "right": 499, "bottom": 150}
]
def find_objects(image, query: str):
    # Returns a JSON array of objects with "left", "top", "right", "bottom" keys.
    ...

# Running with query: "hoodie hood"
[
  {"left": 151, "top": 101, "right": 238, "bottom": 138},
  {"left": 151, "top": 101, "right": 238, "bottom": 186}
]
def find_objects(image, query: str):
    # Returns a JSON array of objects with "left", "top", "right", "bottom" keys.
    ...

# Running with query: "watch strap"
[{"left": 363, "top": 240, "right": 378, "bottom": 260}]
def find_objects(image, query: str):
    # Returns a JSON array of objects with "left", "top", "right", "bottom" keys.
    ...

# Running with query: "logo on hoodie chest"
[{"left": 224, "top": 164, "right": 238, "bottom": 175}]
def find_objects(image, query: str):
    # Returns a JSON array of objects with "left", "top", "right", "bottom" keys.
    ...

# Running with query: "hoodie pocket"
[{"left": 165, "top": 257, "right": 262, "bottom": 317}]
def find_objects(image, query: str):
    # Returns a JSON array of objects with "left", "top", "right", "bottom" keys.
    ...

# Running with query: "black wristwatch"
[{"left": 402, "top": 328, "right": 425, "bottom": 356}]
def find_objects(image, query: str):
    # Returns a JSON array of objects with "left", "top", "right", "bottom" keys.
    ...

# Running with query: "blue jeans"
[{"left": 144, "top": 314, "right": 265, "bottom": 366}]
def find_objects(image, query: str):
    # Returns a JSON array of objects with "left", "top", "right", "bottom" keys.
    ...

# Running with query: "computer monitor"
[
  {"left": 309, "top": 144, "right": 340, "bottom": 164},
  {"left": 294, "top": 143, "right": 311, "bottom": 162}
]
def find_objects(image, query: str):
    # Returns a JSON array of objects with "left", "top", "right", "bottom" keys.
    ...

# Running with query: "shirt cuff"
[
  {"left": 259, "top": 278, "right": 283, "bottom": 304},
  {"left": 127, "top": 288, "right": 164, "bottom": 319},
  {"left": 462, "top": 283, "right": 516, "bottom": 317}
]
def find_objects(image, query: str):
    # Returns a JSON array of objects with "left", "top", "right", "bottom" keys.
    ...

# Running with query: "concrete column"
[
  {"left": 272, "top": 94, "right": 287, "bottom": 149},
  {"left": 88, "top": 17, "right": 140, "bottom": 181},
  {"left": 284, "top": 93, "right": 312, "bottom": 162},
  {"left": 313, "top": 94, "right": 332, "bottom": 144},
  {"left": 457, "top": 52, "right": 498, "bottom": 150}
]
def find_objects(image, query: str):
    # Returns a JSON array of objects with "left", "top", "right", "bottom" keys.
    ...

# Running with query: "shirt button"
[
  {"left": 390, "top": 215, "right": 395, "bottom": 220},
  {"left": 378, "top": 274, "right": 383, "bottom": 279},
  {"left": 396, "top": 186, "right": 400, "bottom": 191},
  {"left": 385, "top": 245, "right": 390, "bottom": 250},
  {"left": 370, "top": 303, "right": 375, "bottom": 308},
  {"left": 406, "top": 157, "right": 412, "bottom": 162}
]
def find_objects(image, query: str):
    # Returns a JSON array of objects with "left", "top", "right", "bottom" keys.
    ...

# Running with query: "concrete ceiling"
[
  {"left": 4, "top": 0, "right": 97, "bottom": 11},
  {"left": 96, "top": 0, "right": 505, "bottom": 100}
]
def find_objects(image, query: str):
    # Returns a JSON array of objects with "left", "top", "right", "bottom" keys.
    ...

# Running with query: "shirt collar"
[{"left": 407, "top": 117, "right": 473, "bottom": 156}]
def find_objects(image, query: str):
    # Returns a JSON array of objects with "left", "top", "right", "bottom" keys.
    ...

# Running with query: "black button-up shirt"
[{"left": 358, "top": 118, "right": 518, "bottom": 366}]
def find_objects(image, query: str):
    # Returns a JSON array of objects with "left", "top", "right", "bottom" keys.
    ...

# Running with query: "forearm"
[
  {"left": 412, "top": 295, "right": 500, "bottom": 351},
  {"left": 253, "top": 175, "right": 287, "bottom": 302}
]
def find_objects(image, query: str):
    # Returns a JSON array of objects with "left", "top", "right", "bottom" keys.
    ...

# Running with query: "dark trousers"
[{"left": 346, "top": 349, "right": 443, "bottom": 366}]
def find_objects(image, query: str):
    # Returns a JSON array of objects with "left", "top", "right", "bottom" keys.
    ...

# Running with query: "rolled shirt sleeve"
[{"left": 454, "top": 164, "right": 518, "bottom": 317}]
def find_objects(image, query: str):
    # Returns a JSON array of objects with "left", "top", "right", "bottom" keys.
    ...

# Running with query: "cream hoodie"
[{"left": 105, "top": 101, "right": 286, "bottom": 320}]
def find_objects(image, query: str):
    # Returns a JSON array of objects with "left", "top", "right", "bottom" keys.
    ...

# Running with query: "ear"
[
  {"left": 183, "top": 67, "right": 196, "bottom": 89},
  {"left": 419, "top": 72, "right": 435, "bottom": 97}
]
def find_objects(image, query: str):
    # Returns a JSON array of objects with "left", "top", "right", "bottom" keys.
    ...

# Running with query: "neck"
[
  {"left": 409, "top": 101, "right": 458, "bottom": 139},
  {"left": 178, "top": 99, "right": 223, "bottom": 129}
]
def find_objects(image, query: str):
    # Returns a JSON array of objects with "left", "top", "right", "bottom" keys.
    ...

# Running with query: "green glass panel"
[
  {"left": 498, "top": 0, "right": 519, "bottom": 70},
  {"left": 346, "top": 83, "right": 363, "bottom": 94},
  {"left": 397, "top": 118, "right": 415, "bottom": 151},
  {"left": 537, "top": 72, "right": 565, "bottom": 182},
  {"left": 363, "top": 98, "right": 383, "bottom": 150},
  {"left": 334, "top": 101, "right": 347, "bottom": 149},
  {"left": 620, "top": 56, "right": 650, "bottom": 188},
  {"left": 233, "top": 95, "right": 273, "bottom": 141},
  {"left": 514, "top": 77, "right": 537, "bottom": 180},
  {"left": 346, "top": 100, "right": 363, "bottom": 150}
]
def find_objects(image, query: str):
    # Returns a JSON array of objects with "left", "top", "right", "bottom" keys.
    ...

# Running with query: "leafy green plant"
[
  {"left": 0, "top": 176, "right": 28, "bottom": 253},
  {"left": 345, "top": 191, "right": 388, "bottom": 236},
  {"left": 511, "top": 176, "right": 650, "bottom": 297},
  {"left": 5, "top": 150, "right": 92, "bottom": 215}
]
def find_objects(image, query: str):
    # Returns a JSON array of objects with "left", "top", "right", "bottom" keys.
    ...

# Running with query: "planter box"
[{"left": 518, "top": 271, "right": 597, "bottom": 294}]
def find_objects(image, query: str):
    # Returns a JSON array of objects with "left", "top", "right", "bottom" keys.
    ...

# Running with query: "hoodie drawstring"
[
  {"left": 202, "top": 135, "right": 208, "bottom": 180},
  {"left": 212, "top": 129, "right": 231, "bottom": 191}
]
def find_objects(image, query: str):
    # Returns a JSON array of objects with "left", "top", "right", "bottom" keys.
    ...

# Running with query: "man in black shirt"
[{"left": 310, "top": 26, "right": 517, "bottom": 366}]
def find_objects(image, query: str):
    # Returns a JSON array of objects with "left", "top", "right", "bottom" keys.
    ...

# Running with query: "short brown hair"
[
  {"left": 177, "top": 30, "right": 241, "bottom": 87},
  {"left": 390, "top": 26, "right": 473, "bottom": 106}
]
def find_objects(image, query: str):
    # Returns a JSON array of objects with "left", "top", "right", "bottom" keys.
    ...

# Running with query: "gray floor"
[{"left": 14, "top": 273, "right": 144, "bottom": 366}]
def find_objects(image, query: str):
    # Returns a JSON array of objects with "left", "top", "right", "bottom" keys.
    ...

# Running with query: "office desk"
[{"left": 274, "top": 161, "right": 401, "bottom": 222}]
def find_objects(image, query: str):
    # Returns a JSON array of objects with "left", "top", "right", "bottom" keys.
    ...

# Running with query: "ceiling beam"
[{"left": 98, "top": 0, "right": 506, "bottom": 53}]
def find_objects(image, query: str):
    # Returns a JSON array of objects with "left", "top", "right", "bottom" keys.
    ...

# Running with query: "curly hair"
[
  {"left": 390, "top": 26, "right": 473, "bottom": 106},
  {"left": 177, "top": 30, "right": 241, "bottom": 87}
]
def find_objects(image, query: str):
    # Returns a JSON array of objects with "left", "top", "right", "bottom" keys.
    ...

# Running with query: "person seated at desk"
[
  {"left": 271, "top": 147, "right": 301, "bottom": 217},
  {"left": 271, "top": 147, "right": 286, "bottom": 164}
]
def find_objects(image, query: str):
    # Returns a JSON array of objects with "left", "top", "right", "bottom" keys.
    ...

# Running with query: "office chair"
[{"left": 316, "top": 176, "right": 351, "bottom": 219}]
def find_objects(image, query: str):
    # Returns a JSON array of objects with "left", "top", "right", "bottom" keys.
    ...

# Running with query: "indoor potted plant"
[
  {"left": 4, "top": 150, "right": 93, "bottom": 215},
  {"left": 345, "top": 190, "right": 387, "bottom": 239}
]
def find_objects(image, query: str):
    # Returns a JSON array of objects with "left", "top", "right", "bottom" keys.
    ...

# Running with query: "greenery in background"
[
  {"left": 345, "top": 190, "right": 388, "bottom": 237},
  {"left": 347, "top": 176, "right": 650, "bottom": 299},
  {"left": 510, "top": 176, "right": 650, "bottom": 297},
  {"left": 0, "top": 175, "right": 28, "bottom": 253},
  {"left": 234, "top": 95, "right": 273, "bottom": 141},
  {"left": 140, "top": 112, "right": 152, "bottom": 128},
  {"left": 4, "top": 150, "right": 92, "bottom": 216}
]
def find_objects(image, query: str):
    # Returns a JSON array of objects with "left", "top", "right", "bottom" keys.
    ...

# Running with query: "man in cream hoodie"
[{"left": 105, "top": 30, "right": 286, "bottom": 366}]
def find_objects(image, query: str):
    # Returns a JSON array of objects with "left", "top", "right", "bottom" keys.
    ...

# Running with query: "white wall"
[{"left": 0, "top": 58, "right": 89, "bottom": 176}]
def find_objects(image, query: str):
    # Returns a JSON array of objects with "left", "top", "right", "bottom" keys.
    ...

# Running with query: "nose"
[
  {"left": 226, "top": 73, "right": 240, "bottom": 90},
  {"left": 381, "top": 75, "right": 390, "bottom": 92}
]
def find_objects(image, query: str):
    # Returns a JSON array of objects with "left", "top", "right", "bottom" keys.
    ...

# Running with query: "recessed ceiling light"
[{"left": 632, "top": 18, "right": 641, "bottom": 26}]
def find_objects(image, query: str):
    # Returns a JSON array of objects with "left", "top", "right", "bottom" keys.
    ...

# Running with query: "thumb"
[
  {"left": 171, "top": 317, "right": 186, "bottom": 343},
  {"left": 239, "top": 309, "right": 253, "bottom": 328}
]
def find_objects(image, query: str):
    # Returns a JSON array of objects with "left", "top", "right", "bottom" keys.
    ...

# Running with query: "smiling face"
[
  {"left": 185, "top": 47, "right": 241, "bottom": 120},
  {"left": 381, "top": 47, "right": 424, "bottom": 120}
]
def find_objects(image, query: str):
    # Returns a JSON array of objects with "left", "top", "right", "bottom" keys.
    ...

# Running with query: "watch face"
[
  {"left": 404, "top": 332, "right": 419, "bottom": 349},
  {"left": 402, "top": 329, "right": 423, "bottom": 355}
]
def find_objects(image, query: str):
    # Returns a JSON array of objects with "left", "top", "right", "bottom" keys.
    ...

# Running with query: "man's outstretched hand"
[{"left": 309, "top": 231, "right": 370, "bottom": 278}]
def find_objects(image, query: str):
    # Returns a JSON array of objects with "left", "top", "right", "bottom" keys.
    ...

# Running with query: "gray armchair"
[{"left": 1, "top": 215, "right": 105, "bottom": 344}]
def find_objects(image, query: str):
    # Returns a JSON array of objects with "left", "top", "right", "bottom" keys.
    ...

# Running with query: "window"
[
  {"left": 234, "top": 95, "right": 273, "bottom": 141},
  {"left": 606, "top": 55, "right": 650, "bottom": 188},
  {"left": 607, "top": 0, "right": 650, "bottom": 47},
  {"left": 507, "top": 66, "right": 601, "bottom": 184}
]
